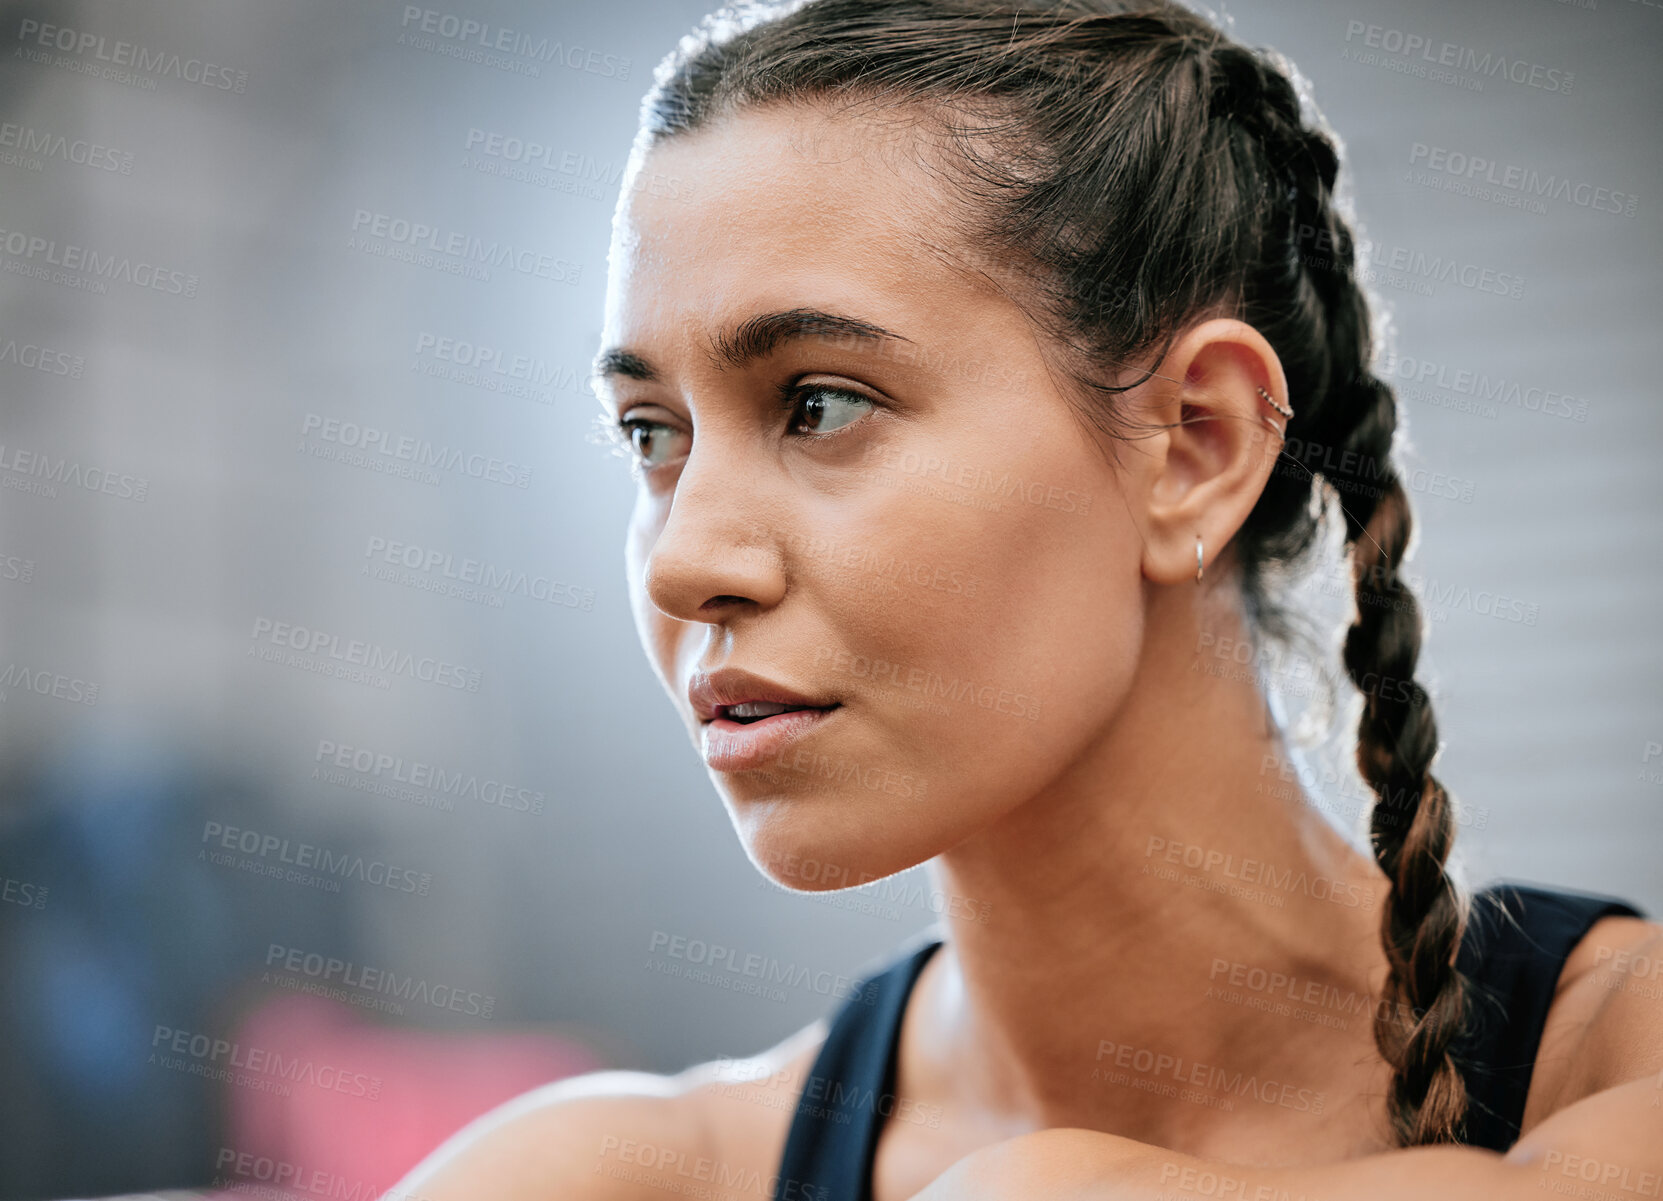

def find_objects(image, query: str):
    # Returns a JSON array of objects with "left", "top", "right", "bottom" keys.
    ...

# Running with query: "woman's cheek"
[{"left": 820, "top": 594, "right": 1057, "bottom": 810}]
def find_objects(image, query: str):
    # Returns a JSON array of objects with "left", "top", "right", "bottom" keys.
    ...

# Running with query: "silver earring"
[
  {"left": 1257, "top": 385, "right": 1293, "bottom": 420},
  {"left": 1196, "top": 534, "right": 1204, "bottom": 584}
]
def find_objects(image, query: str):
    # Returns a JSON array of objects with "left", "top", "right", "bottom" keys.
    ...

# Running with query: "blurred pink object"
[{"left": 203, "top": 993, "right": 605, "bottom": 1198}]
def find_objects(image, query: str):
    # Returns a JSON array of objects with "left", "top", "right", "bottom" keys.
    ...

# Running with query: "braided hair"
[{"left": 641, "top": 0, "right": 1471, "bottom": 1146}]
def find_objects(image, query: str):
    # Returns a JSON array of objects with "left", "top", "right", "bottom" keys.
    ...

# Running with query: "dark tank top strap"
[
  {"left": 769, "top": 881, "right": 1649, "bottom": 1192},
  {"left": 1453, "top": 880, "right": 1645, "bottom": 1151},
  {"left": 771, "top": 934, "right": 944, "bottom": 1201}
]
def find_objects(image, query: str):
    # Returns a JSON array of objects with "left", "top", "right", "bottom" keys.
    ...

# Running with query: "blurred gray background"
[{"left": 0, "top": 0, "right": 1658, "bottom": 1196}]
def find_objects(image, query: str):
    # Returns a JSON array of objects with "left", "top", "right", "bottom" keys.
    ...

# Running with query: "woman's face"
[{"left": 597, "top": 105, "right": 1151, "bottom": 889}]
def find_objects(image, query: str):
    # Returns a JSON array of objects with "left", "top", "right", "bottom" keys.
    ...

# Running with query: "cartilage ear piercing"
[{"left": 1257, "top": 385, "right": 1293, "bottom": 420}]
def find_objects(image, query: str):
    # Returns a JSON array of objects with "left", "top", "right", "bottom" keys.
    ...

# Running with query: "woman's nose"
[{"left": 639, "top": 445, "right": 787, "bottom": 624}]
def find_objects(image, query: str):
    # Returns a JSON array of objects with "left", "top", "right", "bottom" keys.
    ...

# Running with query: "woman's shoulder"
[
  {"left": 391, "top": 1020, "right": 830, "bottom": 1201},
  {"left": 1522, "top": 881, "right": 1662, "bottom": 1134}
]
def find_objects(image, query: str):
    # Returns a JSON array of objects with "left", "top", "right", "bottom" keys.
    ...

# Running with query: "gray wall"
[{"left": 0, "top": 0, "right": 1658, "bottom": 1194}]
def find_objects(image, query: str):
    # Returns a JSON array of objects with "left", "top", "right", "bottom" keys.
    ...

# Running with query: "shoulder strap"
[
  {"left": 771, "top": 935, "right": 944, "bottom": 1201},
  {"left": 1453, "top": 880, "right": 1645, "bottom": 1151},
  {"left": 768, "top": 882, "right": 1646, "bottom": 1177}
]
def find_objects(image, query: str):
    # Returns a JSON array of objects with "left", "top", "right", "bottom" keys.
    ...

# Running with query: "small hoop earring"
[
  {"left": 1195, "top": 534, "right": 1204, "bottom": 584},
  {"left": 1257, "top": 385, "right": 1293, "bottom": 420}
]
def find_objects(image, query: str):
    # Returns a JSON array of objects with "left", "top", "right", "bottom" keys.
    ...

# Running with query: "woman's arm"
[
  {"left": 910, "top": 922, "right": 1663, "bottom": 1201},
  {"left": 911, "top": 1071, "right": 1661, "bottom": 1201},
  {"left": 388, "top": 1070, "right": 710, "bottom": 1201},
  {"left": 389, "top": 1020, "right": 827, "bottom": 1201}
]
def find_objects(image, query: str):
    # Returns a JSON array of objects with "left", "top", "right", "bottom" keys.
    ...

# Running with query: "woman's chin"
[{"left": 735, "top": 803, "right": 938, "bottom": 894}]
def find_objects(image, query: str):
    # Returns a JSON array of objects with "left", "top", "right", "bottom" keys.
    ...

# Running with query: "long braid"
[
  {"left": 1207, "top": 41, "right": 1472, "bottom": 1144},
  {"left": 1335, "top": 379, "right": 1471, "bottom": 1145}
]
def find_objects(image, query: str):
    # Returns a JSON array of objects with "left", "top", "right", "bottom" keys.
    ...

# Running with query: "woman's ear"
[{"left": 1134, "top": 318, "right": 1290, "bottom": 586}]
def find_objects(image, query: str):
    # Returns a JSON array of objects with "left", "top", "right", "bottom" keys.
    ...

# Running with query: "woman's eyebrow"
[{"left": 591, "top": 307, "right": 916, "bottom": 385}]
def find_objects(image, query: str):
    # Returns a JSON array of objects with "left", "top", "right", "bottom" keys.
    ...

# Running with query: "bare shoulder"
[
  {"left": 393, "top": 1020, "right": 829, "bottom": 1201},
  {"left": 1525, "top": 914, "right": 1663, "bottom": 1129}
]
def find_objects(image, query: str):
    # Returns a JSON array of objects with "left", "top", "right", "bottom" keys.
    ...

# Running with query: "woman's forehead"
[
  {"left": 601, "top": 117, "right": 1012, "bottom": 350},
  {"left": 613, "top": 106, "right": 962, "bottom": 260}
]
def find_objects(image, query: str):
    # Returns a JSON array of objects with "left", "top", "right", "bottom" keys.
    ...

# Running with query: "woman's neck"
[{"left": 913, "top": 584, "right": 1398, "bottom": 1158}]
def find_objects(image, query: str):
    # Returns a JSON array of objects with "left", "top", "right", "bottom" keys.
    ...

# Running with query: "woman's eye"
[
  {"left": 616, "top": 418, "right": 689, "bottom": 468},
  {"left": 787, "top": 384, "right": 875, "bottom": 437},
  {"left": 610, "top": 384, "right": 874, "bottom": 475}
]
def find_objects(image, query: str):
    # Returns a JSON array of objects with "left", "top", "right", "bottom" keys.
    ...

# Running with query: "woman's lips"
[{"left": 701, "top": 706, "right": 839, "bottom": 772}]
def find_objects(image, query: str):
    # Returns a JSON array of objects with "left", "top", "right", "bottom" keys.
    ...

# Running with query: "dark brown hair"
[{"left": 639, "top": 0, "right": 1470, "bottom": 1146}]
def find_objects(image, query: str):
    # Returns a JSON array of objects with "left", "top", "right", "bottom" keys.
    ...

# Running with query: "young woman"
[{"left": 397, "top": 2, "right": 1662, "bottom": 1197}]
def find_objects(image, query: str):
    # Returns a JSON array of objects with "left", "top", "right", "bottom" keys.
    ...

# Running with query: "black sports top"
[{"left": 769, "top": 881, "right": 1645, "bottom": 1200}]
